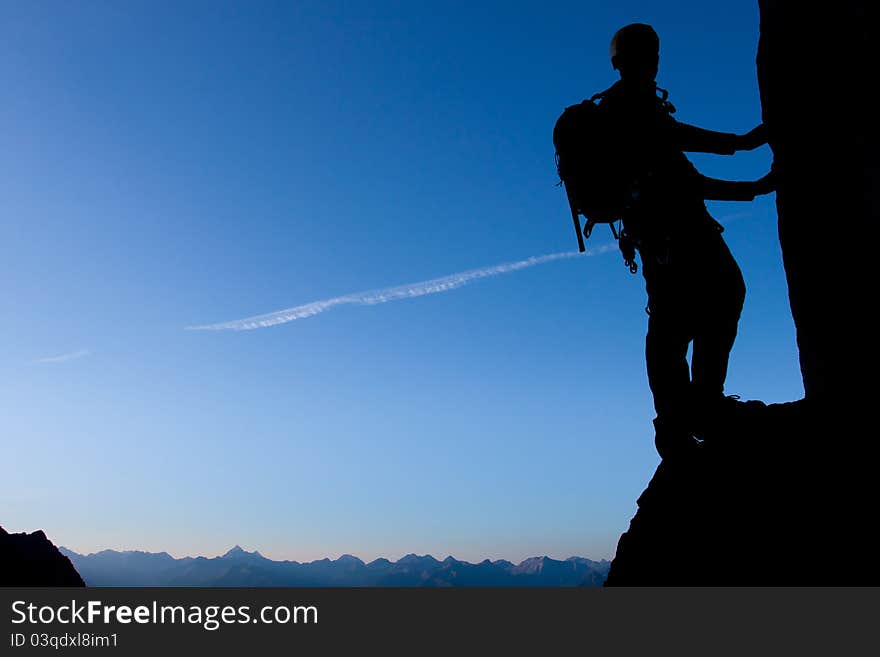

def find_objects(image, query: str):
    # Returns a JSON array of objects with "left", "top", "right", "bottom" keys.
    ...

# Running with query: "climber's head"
[{"left": 610, "top": 23, "right": 660, "bottom": 82}]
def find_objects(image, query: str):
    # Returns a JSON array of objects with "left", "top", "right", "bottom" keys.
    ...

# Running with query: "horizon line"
[{"left": 59, "top": 543, "right": 612, "bottom": 566}]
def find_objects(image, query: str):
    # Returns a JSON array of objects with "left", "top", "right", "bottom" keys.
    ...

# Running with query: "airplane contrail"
[
  {"left": 187, "top": 244, "right": 617, "bottom": 331},
  {"left": 34, "top": 349, "right": 90, "bottom": 364}
]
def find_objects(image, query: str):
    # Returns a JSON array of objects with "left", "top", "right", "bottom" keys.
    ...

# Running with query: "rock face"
[
  {"left": 0, "top": 526, "right": 85, "bottom": 586},
  {"left": 756, "top": 0, "right": 875, "bottom": 402},
  {"left": 607, "top": 397, "right": 877, "bottom": 585},
  {"left": 607, "top": 2, "right": 878, "bottom": 585},
  {"left": 605, "top": 400, "right": 813, "bottom": 585}
]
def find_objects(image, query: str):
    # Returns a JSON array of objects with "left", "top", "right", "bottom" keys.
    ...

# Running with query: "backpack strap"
[
  {"left": 655, "top": 85, "right": 676, "bottom": 114},
  {"left": 588, "top": 83, "right": 618, "bottom": 104},
  {"left": 564, "top": 181, "right": 587, "bottom": 253}
]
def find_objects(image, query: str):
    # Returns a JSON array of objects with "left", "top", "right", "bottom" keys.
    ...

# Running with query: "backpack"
[{"left": 553, "top": 86, "right": 638, "bottom": 272}]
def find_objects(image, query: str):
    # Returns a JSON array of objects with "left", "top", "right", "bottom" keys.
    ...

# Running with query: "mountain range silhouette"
[{"left": 59, "top": 545, "right": 610, "bottom": 587}]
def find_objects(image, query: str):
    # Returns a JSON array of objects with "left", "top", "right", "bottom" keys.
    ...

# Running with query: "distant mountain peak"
[
  {"left": 519, "top": 556, "right": 548, "bottom": 564},
  {"left": 399, "top": 553, "right": 438, "bottom": 564},
  {"left": 336, "top": 554, "right": 364, "bottom": 565},
  {"left": 366, "top": 557, "right": 392, "bottom": 568},
  {"left": 513, "top": 556, "right": 559, "bottom": 575},
  {"left": 222, "top": 545, "right": 263, "bottom": 559}
]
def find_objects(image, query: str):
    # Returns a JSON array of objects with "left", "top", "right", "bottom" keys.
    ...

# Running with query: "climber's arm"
[
  {"left": 699, "top": 169, "right": 775, "bottom": 201},
  {"left": 675, "top": 122, "right": 767, "bottom": 155}
]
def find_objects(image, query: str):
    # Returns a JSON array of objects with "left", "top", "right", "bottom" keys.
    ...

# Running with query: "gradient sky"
[{"left": 0, "top": 1, "right": 797, "bottom": 563}]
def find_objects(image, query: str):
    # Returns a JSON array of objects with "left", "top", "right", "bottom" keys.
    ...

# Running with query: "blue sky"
[{"left": 0, "top": 1, "right": 797, "bottom": 562}]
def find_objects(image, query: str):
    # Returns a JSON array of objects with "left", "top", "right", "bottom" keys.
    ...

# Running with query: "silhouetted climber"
[
  {"left": 606, "top": 6, "right": 877, "bottom": 587},
  {"left": 599, "top": 24, "right": 774, "bottom": 459}
]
